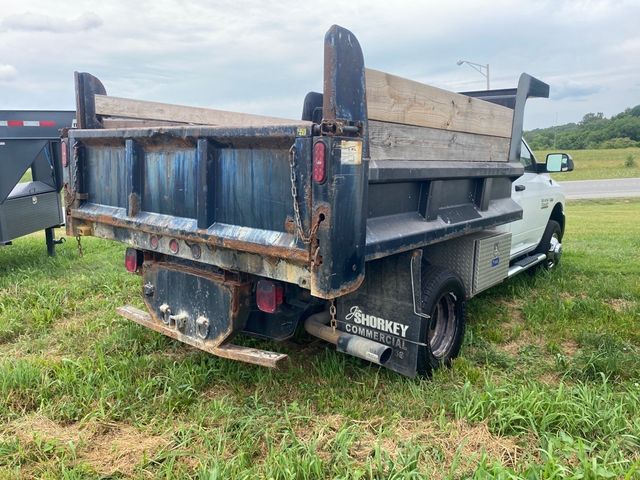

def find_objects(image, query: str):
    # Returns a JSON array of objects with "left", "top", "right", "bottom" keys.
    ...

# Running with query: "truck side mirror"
[{"left": 545, "top": 153, "right": 574, "bottom": 172}]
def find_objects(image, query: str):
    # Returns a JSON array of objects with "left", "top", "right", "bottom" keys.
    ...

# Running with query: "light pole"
[{"left": 457, "top": 60, "right": 490, "bottom": 90}]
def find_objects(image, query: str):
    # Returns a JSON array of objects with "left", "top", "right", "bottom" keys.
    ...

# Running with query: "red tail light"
[
  {"left": 312, "top": 141, "right": 326, "bottom": 183},
  {"left": 256, "top": 279, "right": 284, "bottom": 313},
  {"left": 125, "top": 248, "right": 143, "bottom": 273}
]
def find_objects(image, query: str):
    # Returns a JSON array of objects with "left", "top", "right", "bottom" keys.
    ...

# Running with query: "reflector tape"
[{"left": 0, "top": 120, "right": 57, "bottom": 127}]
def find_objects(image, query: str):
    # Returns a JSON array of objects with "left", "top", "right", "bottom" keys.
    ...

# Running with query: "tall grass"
[{"left": 0, "top": 198, "right": 639, "bottom": 478}]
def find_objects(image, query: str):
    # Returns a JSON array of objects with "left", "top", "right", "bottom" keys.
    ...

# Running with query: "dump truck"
[
  {"left": 63, "top": 25, "right": 573, "bottom": 377},
  {"left": 1, "top": 110, "right": 74, "bottom": 255}
]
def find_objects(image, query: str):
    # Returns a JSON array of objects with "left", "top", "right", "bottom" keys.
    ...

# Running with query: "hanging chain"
[
  {"left": 71, "top": 141, "right": 84, "bottom": 257},
  {"left": 72, "top": 141, "right": 80, "bottom": 203},
  {"left": 329, "top": 299, "right": 337, "bottom": 331},
  {"left": 64, "top": 141, "right": 81, "bottom": 207},
  {"left": 75, "top": 235, "right": 84, "bottom": 257},
  {"left": 288, "top": 144, "right": 321, "bottom": 245}
]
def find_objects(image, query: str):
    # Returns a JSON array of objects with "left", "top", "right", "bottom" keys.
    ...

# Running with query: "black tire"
[
  {"left": 534, "top": 220, "right": 562, "bottom": 271},
  {"left": 417, "top": 264, "right": 466, "bottom": 376}
]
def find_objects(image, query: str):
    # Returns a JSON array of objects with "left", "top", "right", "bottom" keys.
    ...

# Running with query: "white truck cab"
[{"left": 502, "top": 139, "right": 574, "bottom": 271}]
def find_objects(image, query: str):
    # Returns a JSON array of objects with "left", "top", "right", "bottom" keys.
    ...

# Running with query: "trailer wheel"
[
  {"left": 534, "top": 220, "right": 562, "bottom": 271},
  {"left": 418, "top": 265, "right": 466, "bottom": 375}
]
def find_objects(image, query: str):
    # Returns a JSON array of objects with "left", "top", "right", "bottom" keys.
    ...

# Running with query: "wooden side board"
[
  {"left": 368, "top": 121, "right": 510, "bottom": 162},
  {"left": 94, "top": 95, "right": 303, "bottom": 128},
  {"left": 365, "top": 69, "right": 514, "bottom": 138},
  {"left": 101, "top": 118, "right": 186, "bottom": 128},
  {"left": 93, "top": 69, "right": 512, "bottom": 150}
]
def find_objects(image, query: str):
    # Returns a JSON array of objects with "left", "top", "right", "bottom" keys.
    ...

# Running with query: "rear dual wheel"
[{"left": 417, "top": 264, "right": 466, "bottom": 376}]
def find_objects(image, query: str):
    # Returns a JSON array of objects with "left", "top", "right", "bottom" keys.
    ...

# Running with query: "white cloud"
[
  {"left": 0, "top": 64, "right": 18, "bottom": 81},
  {"left": 1, "top": 12, "right": 102, "bottom": 33},
  {"left": 551, "top": 80, "right": 601, "bottom": 101},
  {"left": 0, "top": 0, "right": 638, "bottom": 127}
]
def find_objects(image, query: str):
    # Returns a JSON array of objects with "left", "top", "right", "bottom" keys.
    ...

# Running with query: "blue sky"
[{"left": 1, "top": 0, "right": 638, "bottom": 129}]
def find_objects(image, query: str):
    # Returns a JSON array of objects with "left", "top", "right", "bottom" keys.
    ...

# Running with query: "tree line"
[{"left": 524, "top": 105, "right": 640, "bottom": 150}]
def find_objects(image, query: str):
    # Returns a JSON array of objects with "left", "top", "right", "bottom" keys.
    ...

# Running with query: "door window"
[{"left": 520, "top": 141, "right": 536, "bottom": 172}]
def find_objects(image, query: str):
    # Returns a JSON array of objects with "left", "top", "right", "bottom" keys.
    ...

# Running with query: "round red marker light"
[
  {"left": 169, "top": 239, "right": 179, "bottom": 254},
  {"left": 149, "top": 235, "right": 159, "bottom": 249}
]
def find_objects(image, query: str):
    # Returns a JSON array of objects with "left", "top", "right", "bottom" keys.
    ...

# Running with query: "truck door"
[{"left": 508, "top": 140, "right": 550, "bottom": 257}]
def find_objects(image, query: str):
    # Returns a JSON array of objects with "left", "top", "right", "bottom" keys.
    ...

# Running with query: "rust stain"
[
  {"left": 116, "top": 305, "right": 288, "bottom": 369},
  {"left": 70, "top": 208, "right": 310, "bottom": 263},
  {"left": 76, "top": 225, "right": 93, "bottom": 236},
  {"left": 310, "top": 271, "right": 365, "bottom": 300},
  {"left": 142, "top": 260, "right": 251, "bottom": 347},
  {"left": 284, "top": 216, "right": 296, "bottom": 234},
  {"left": 313, "top": 204, "right": 331, "bottom": 227}
]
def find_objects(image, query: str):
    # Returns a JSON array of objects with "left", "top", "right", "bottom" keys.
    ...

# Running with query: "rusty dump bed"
[
  {"left": 64, "top": 25, "right": 549, "bottom": 300},
  {"left": 66, "top": 123, "right": 316, "bottom": 287}
]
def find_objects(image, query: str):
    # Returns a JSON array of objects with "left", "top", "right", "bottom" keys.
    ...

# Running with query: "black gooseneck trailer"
[
  {"left": 0, "top": 111, "right": 74, "bottom": 255},
  {"left": 64, "top": 25, "right": 549, "bottom": 377}
]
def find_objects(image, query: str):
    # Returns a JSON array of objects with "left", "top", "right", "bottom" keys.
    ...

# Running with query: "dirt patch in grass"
[
  {"left": 500, "top": 299, "right": 525, "bottom": 324},
  {"left": 364, "top": 418, "right": 526, "bottom": 477},
  {"left": 201, "top": 383, "right": 235, "bottom": 401},
  {"left": 499, "top": 330, "right": 544, "bottom": 356},
  {"left": 606, "top": 298, "right": 635, "bottom": 312},
  {"left": 296, "top": 414, "right": 528, "bottom": 477},
  {"left": 404, "top": 419, "right": 526, "bottom": 472},
  {"left": 293, "top": 413, "right": 344, "bottom": 462},
  {"left": 537, "top": 372, "right": 562, "bottom": 386},
  {"left": 559, "top": 292, "right": 588, "bottom": 301},
  {"left": 496, "top": 298, "right": 536, "bottom": 348},
  {"left": 0, "top": 313, "right": 96, "bottom": 361},
  {"left": 561, "top": 339, "right": 579, "bottom": 356},
  {"left": 5, "top": 414, "right": 169, "bottom": 477}
]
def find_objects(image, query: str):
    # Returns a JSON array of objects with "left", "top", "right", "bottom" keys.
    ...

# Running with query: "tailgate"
[{"left": 65, "top": 124, "right": 316, "bottom": 286}]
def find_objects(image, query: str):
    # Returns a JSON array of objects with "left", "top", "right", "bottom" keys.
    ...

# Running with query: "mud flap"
[
  {"left": 142, "top": 261, "right": 251, "bottom": 346},
  {"left": 336, "top": 250, "right": 428, "bottom": 377}
]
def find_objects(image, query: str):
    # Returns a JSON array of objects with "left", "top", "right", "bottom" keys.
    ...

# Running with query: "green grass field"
[
  {"left": 1, "top": 199, "right": 639, "bottom": 478},
  {"left": 535, "top": 147, "right": 640, "bottom": 181}
]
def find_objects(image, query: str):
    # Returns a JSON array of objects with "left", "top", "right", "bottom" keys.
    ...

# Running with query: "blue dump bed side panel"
[{"left": 66, "top": 125, "right": 317, "bottom": 290}]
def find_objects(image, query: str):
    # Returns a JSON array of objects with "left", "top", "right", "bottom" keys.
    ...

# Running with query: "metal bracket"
[
  {"left": 410, "top": 250, "right": 431, "bottom": 320},
  {"left": 320, "top": 120, "right": 362, "bottom": 137}
]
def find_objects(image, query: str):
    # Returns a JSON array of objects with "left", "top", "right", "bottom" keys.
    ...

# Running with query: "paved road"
[{"left": 558, "top": 178, "right": 640, "bottom": 200}]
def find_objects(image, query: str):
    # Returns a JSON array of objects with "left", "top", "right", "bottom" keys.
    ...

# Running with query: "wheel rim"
[
  {"left": 427, "top": 292, "right": 457, "bottom": 359},
  {"left": 547, "top": 233, "right": 562, "bottom": 269}
]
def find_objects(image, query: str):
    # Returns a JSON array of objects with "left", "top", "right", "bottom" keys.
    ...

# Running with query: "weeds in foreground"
[{"left": 0, "top": 199, "right": 639, "bottom": 478}]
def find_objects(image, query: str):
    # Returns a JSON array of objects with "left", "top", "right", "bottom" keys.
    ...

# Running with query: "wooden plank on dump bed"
[
  {"left": 101, "top": 118, "right": 186, "bottom": 128},
  {"left": 368, "top": 121, "right": 510, "bottom": 162},
  {"left": 365, "top": 69, "right": 514, "bottom": 138},
  {"left": 94, "top": 95, "right": 305, "bottom": 127}
]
